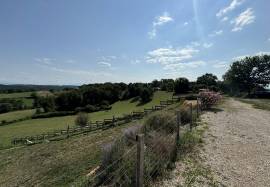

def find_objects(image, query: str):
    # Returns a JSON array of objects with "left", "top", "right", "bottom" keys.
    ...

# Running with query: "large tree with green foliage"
[
  {"left": 174, "top": 77, "right": 189, "bottom": 94},
  {"left": 223, "top": 55, "right": 270, "bottom": 94},
  {"left": 197, "top": 73, "right": 218, "bottom": 89}
]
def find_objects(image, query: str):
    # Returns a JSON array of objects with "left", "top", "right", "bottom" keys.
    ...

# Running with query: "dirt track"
[{"left": 201, "top": 98, "right": 270, "bottom": 186}]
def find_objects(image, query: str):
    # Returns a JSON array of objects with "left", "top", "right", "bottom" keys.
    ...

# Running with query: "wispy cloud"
[
  {"left": 232, "top": 51, "right": 270, "bottom": 61},
  {"left": 268, "top": 38, "right": 270, "bottom": 42},
  {"left": 209, "top": 30, "right": 223, "bottom": 37},
  {"left": 146, "top": 46, "right": 199, "bottom": 65},
  {"left": 221, "top": 16, "right": 229, "bottom": 22},
  {"left": 183, "top": 22, "right": 188, "bottom": 26},
  {"left": 34, "top": 58, "right": 55, "bottom": 65},
  {"left": 163, "top": 61, "right": 206, "bottom": 70},
  {"left": 216, "top": 0, "right": 245, "bottom": 18},
  {"left": 231, "top": 8, "right": 255, "bottom": 32},
  {"left": 213, "top": 61, "right": 229, "bottom": 68},
  {"left": 148, "top": 12, "right": 173, "bottom": 39},
  {"left": 203, "top": 43, "right": 213, "bottom": 48},
  {"left": 130, "top": 60, "right": 141, "bottom": 65},
  {"left": 98, "top": 61, "right": 111, "bottom": 67}
]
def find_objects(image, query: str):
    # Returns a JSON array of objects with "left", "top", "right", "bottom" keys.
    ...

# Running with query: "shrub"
[
  {"left": 144, "top": 112, "right": 176, "bottom": 134},
  {"left": 180, "top": 106, "right": 192, "bottom": 125},
  {"left": 75, "top": 112, "right": 89, "bottom": 127},
  {"left": 198, "top": 91, "right": 222, "bottom": 109}
]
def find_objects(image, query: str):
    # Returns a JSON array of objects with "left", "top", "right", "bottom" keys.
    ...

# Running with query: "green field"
[
  {"left": 0, "top": 91, "right": 173, "bottom": 148},
  {"left": 0, "top": 92, "right": 34, "bottom": 108},
  {"left": 0, "top": 109, "right": 36, "bottom": 123},
  {"left": 0, "top": 102, "right": 181, "bottom": 187},
  {"left": 0, "top": 92, "right": 32, "bottom": 99}
]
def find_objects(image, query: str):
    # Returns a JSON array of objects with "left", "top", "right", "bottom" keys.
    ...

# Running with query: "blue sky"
[{"left": 0, "top": 0, "right": 270, "bottom": 85}]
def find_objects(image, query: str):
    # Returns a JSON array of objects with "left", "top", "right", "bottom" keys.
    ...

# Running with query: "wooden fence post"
[
  {"left": 176, "top": 111, "right": 181, "bottom": 145},
  {"left": 136, "top": 134, "right": 144, "bottom": 187},
  {"left": 190, "top": 104, "right": 193, "bottom": 131},
  {"left": 196, "top": 98, "right": 199, "bottom": 118}
]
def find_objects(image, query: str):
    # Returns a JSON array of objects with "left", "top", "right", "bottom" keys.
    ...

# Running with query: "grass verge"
[{"left": 238, "top": 98, "right": 270, "bottom": 111}]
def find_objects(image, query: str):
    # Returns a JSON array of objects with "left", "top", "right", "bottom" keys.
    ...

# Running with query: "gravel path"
[{"left": 201, "top": 98, "right": 270, "bottom": 187}]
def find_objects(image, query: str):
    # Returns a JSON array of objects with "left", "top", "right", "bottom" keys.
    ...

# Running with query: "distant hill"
[{"left": 0, "top": 84, "right": 78, "bottom": 92}]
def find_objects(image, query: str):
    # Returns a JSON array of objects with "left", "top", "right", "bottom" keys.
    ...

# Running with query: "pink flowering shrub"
[{"left": 199, "top": 91, "right": 222, "bottom": 109}]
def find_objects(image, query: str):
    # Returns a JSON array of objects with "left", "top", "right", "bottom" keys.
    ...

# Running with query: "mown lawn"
[
  {"left": 0, "top": 109, "right": 36, "bottom": 123},
  {"left": 0, "top": 91, "right": 173, "bottom": 148},
  {"left": 238, "top": 98, "right": 270, "bottom": 111}
]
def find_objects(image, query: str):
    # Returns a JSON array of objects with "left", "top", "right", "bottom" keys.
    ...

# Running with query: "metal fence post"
[
  {"left": 136, "top": 134, "right": 144, "bottom": 187},
  {"left": 67, "top": 125, "right": 70, "bottom": 138}
]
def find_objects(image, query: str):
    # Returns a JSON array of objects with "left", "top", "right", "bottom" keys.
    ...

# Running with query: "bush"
[
  {"left": 180, "top": 106, "right": 192, "bottom": 125},
  {"left": 75, "top": 112, "right": 89, "bottom": 127},
  {"left": 140, "top": 88, "right": 153, "bottom": 103},
  {"left": 144, "top": 112, "right": 176, "bottom": 134},
  {"left": 198, "top": 91, "right": 222, "bottom": 109}
]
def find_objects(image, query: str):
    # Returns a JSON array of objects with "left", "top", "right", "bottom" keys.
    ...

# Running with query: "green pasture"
[
  {"left": 0, "top": 91, "right": 173, "bottom": 148},
  {"left": 0, "top": 109, "right": 36, "bottom": 123}
]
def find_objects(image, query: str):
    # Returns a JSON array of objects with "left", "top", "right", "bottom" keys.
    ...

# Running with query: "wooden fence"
[{"left": 12, "top": 97, "right": 183, "bottom": 145}]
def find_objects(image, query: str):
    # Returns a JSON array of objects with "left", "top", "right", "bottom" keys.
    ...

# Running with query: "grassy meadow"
[
  {"left": 0, "top": 91, "right": 173, "bottom": 148},
  {"left": 0, "top": 92, "right": 34, "bottom": 108},
  {"left": 0, "top": 109, "right": 36, "bottom": 123}
]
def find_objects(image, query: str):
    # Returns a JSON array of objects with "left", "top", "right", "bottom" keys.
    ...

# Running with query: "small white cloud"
[
  {"left": 221, "top": 16, "right": 229, "bottom": 22},
  {"left": 203, "top": 43, "right": 213, "bottom": 48},
  {"left": 131, "top": 60, "right": 141, "bottom": 65},
  {"left": 268, "top": 38, "right": 270, "bottom": 42},
  {"left": 213, "top": 61, "right": 229, "bottom": 68},
  {"left": 231, "top": 8, "right": 255, "bottom": 32},
  {"left": 34, "top": 58, "right": 55, "bottom": 65},
  {"left": 183, "top": 22, "right": 188, "bottom": 26},
  {"left": 216, "top": 0, "right": 245, "bottom": 18},
  {"left": 98, "top": 61, "right": 111, "bottom": 67},
  {"left": 153, "top": 12, "right": 173, "bottom": 26},
  {"left": 190, "top": 41, "right": 200, "bottom": 47},
  {"left": 66, "top": 59, "right": 76, "bottom": 64},
  {"left": 209, "top": 30, "right": 223, "bottom": 37},
  {"left": 149, "top": 12, "right": 173, "bottom": 39}
]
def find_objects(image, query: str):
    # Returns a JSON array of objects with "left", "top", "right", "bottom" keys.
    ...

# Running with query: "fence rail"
[{"left": 12, "top": 96, "right": 184, "bottom": 145}]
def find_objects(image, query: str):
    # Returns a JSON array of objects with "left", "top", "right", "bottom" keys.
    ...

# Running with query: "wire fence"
[{"left": 79, "top": 97, "right": 202, "bottom": 187}]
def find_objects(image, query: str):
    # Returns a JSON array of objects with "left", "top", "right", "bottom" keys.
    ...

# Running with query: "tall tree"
[
  {"left": 197, "top": 73, "right": 218, "bottom": 88},
  {"left": 174, "top": 77, "right": 189, "bottom": 94},
  {"left": 223, "top": 55, "right": 270, "bottom": 94}
]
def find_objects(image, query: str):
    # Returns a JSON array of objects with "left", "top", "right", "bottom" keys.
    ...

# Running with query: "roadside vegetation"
[{"left": 237, "top": 98, "right": 270, "bottom": 111}]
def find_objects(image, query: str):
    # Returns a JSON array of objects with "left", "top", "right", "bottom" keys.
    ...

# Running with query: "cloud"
[
  {"left": 209, "top": 30, "right": 223, "bottom": 37},
  {"left": 149, "top": 12, "right": 173, "bottom": 39},
  {"left": 66, "top": 59, "right": 76, "bottom": 64},
  {"left": 98, "top": 61, "right": 111, "bottom": 67},
  {"left": 146, "top": 46, "right": 199, "bottom": 65},
  {"left": 213, "top": 61, "right": 229, "bottom": 68},
  {"left": 216, "top": 0, "right": 245, "bottom": 18},
  {"left": 231, "top": 8, "right": 255, "bottom": 32},
  {"left": 34, "top": 58, "right": 55, "bottom": 65},
  {"left": 163, "top": 61, "right": 206, "bottom": 70},
  {"left": 203, "top": 43, "right": 213, "bottom": 48},
  {"left": 268, "top": 38, "right": 270, "bottom": 42},
  {"left": 221, "top": 16, "right": 229, "bottom": 22},
  {"left": 130, "top": 60, "right": 141, "bottom": 65},
  {"left": 183, "top": 22, "right": 188, "bottom": 26},
  {"left": 232, "top": 51, "right": 270, "bottom": 61}
]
